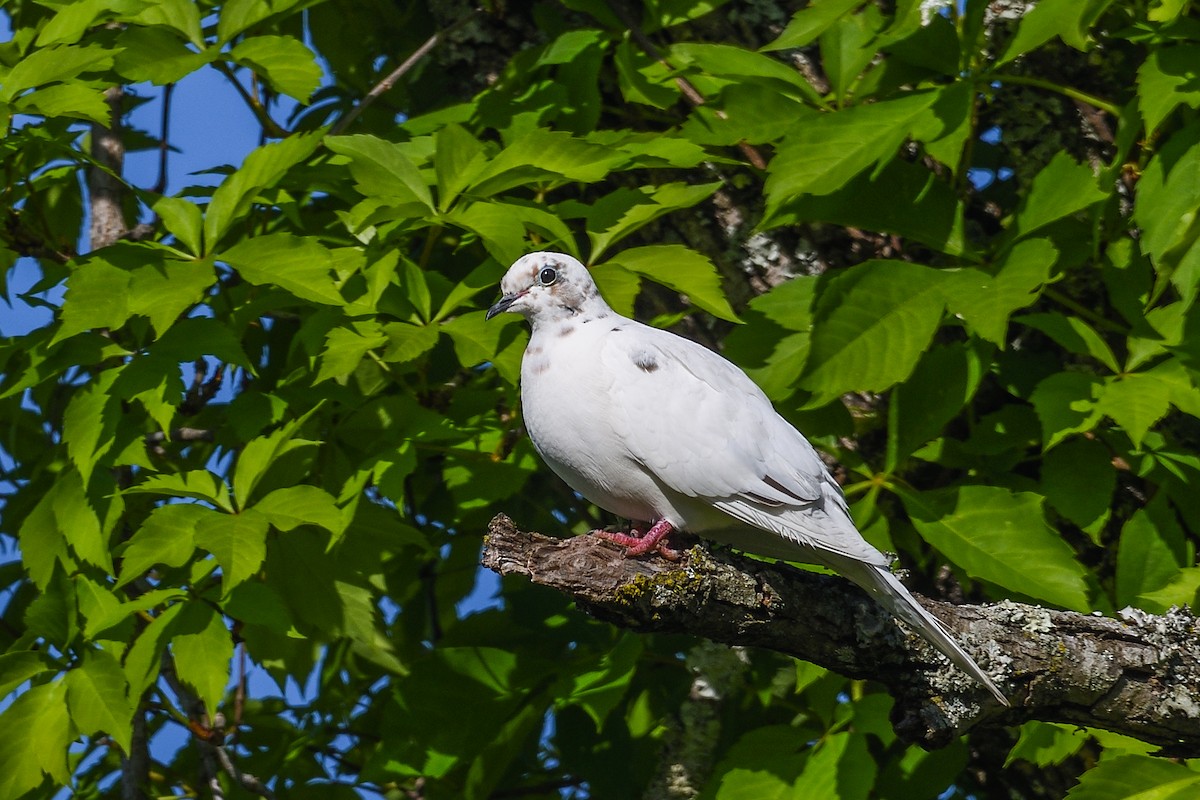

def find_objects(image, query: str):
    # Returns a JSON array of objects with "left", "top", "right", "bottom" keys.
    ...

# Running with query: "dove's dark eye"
[{"left": 538, "top": 266, "right": 558, "bottom": 286}]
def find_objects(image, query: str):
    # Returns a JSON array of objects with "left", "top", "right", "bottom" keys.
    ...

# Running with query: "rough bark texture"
[
  {"left": 89, "top": 86, "right": 128, "bottom": 250},
  {"left": 483, "top": 514, "right": 1200, "bottom": 754}
]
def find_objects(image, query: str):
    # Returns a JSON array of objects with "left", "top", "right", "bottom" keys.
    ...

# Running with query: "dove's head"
[{"left": 486, "top": 252, "right": 612, "bottom": 327}]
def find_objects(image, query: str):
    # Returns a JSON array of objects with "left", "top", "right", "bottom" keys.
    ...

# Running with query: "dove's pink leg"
[{"left": 593, "top": 519, "right": 679, "bottom": 560}]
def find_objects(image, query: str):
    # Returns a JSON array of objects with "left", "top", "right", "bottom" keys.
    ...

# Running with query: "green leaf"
[
  {"left": 901, "top": 485, "right": 1091, "bottom": 610},
  {"left": 799, "top": 260, "right": 944, "bottom": 406},
  {"left": 126, "top": 470, "right": 234, "bottom": 512},
  {"left": 0, "top": 653, "right": 53, "bottom": 704},
  {"left": 1010, "top": 152, "right": 1107, "bottom": 240},
  {"left": 1138, "top": 45, "right": 1200, "bottom": 135},
  {"left": 252, "top": 485, "right": 346, "bottom": 537},
  {"left": 763, "top": 0, "right": 864, "bottom": 50},
  {"left": 465, "top": 129, "right": 626, "bottom": 197},
  {"left": 604, "top": 245, "right": 738, "bottom": 322},
  {"left": 765, "top": 158, "right": 971, "bottom": 257},
  {"left": 819, "top": 11, "right": 881, "bottom": 101},
  {"left": 434, "top": 124, "right": 488, "bottom": 212},
  {"left": 204, "top": 131, "right": 322, "bottom": 245},
  {"left": 117, "top": 503, "right": 209, "bottom": 587},
  {"left": 123, "top": 602, "right": 183, "bottom": 699},
  {"left": 1138, "top": 567, "right": 1200, "bottom": 611},
  {"left": 114, "top": 26, "right": 216, "bottom": 84},
  {"left": 1006, "top": 722, "right": 1087, "bottom": 768},
  {"left": 764, "top": 90, "right": 939, "bottom": 205},
  {"left": 614, "top": 36, "right": 678, "bottom": 108},
  {"left": 1029, "top": 372, "right": 1104, "bottom": 450},
  {"left": 129, "top": 0, "right": 205, "bottom": 46},
  {"left": 66, "top": 649, "right": 133, "bottom": 753},
  {"left": 0, "top": 680, "right": 72, "bottom": 795},
  {"left": 17, "top": 487, "right": 71, "bottom": 590},
  {"left": 670, "top": 42, "right": 819, "bottom": 103},
  {"left": 998, "top": 0, "right": 1115, "bottom": 64},
  {"left": 229, "top": 35, "right": 321, "bottom": 101},
  {"left": 888, "top": 341, "right": 988, "bottom": 470},
  {"left": 317, "top": 323, "right": 387, "bottom": 383},
  {"left": 171, "top": 602, "right": 233, "bottom": 714},
  {"left": 682, "top": 83, "right": 808, "bottom": 146},
  {"left": 152, "top": 195, "right": 204, "bottom": 256},
  {"left": 792, "top": 732, "right": 875, "bottom": 800},
  {"left": 1040, "top": 437, "right": 1114, "bottom": 539},
  {"left": 87, "top": 588, "right": 187, "bottom": 640},
  {"left": 566, "top": 634, "right": 642, "bottom": 729},
  {"left": 381, "top": 322, "right": 440, "bottom": 365},
  {"left": 217, "top": 0, "right": 305, "bottom": 42},
  {"left": 13, "top": 83, "right": 110, "bottom": 124},
  {"left": 1016, "top": 313, "right": 1120, "bottom": 373},
  {"left": 232, "top": 408, "right": 320, "bottom": 505},
  {"left": 1116, "top": 498, "right": 1187, "bottom": 610},
  {"left": 24, "top": 567, "right": 79, "bottom": 647},
  {"left": 334, "top": 580, "right": 406, "bottom": 673},
  {"left": 326, "top": 135, "right": 435, "bottom": 211},
  {"left": 588, "top": 262, "right": 642, "bottom": 318},
  {"left": 127, "top": 257, "right": 215, "bottom": 336},
  {"left": 55, "top": 253, "right": 133, "bottom": 343},
  {"left": 1133, "top": 126, "right": 1200, "bottom": 304},
  {"left": 51, "top": 469, "right": 112, "bottom": 573},
  {"left": 722, "top": 276, "right": 817, "bottom": 400},
  {"left": 1063, "top": 755, "right": 1200, "bottom": 800},
  {"left": 434, "top": 260, "right": 506, "bottom": 322},
  {"left": 585, "top": 182, "right": 721, "bottom": 262},
  {"left": 1097, "top": 372, "right": 1172, "bottom": 447},
  {"left": 74, "top": 575, "right": 125, "bottom": 639},
  {"left": 34, "top": 0, "right": 125, "bottom": 45},
  {"left": 221, "top": 232, "right": 344, "bottom": 305},
  {"left": 0, "top": 43, "right": 113, "bottom": 100},
  {"left": 194, "top": 508, "right": 270, "bottom": 593},
  {"left": 944, "top": 237, "right": 1056, "bottom": 345},
  {"left": 442, "top": 310, "right": 523, "bottom": 383}
]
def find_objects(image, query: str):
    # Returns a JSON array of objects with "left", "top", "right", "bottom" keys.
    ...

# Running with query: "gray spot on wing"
[
  {"left": 632, "top": 350, "right": 659, "bottom": 373},
  {"left": 558, "top": 324, "right": 576, "bottom": 337}
]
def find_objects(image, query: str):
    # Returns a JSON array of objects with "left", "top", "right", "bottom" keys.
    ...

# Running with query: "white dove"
[{"left": 487, "top": 251, "right": 1008, "bottom": 705}]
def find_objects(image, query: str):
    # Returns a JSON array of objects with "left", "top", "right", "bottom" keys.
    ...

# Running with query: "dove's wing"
[{"left": 599, "top": 320, "right": 883, "bottom": 564}]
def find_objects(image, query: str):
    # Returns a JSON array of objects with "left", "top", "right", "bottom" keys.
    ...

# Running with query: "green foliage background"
[{"left": 1, "top": 0, "right": 1200, "bottom": 797}]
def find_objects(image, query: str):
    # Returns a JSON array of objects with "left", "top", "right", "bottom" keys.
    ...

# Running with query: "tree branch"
[
  {"left": 482, "top": 514, "right": 1200, "bottom": 754},
  {"left": 330, "top": 7, "right": 484, "bottom": 136},
  {"left": 90, "top": 86, "right": 127, "bottom": 249}
]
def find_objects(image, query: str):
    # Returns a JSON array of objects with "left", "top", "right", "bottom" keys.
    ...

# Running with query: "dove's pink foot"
[{"left": 593, "top": 519, "right": 680, "bottom": 560}]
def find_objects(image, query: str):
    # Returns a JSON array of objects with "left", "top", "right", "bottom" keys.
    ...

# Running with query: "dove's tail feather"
[{"left": 821, "top": 552, "right": 1010, "bottom": 706}]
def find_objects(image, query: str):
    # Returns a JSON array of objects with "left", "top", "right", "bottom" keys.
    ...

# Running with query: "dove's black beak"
[{"left": 486, "top": 292, "right": 520, "bottom": 320}]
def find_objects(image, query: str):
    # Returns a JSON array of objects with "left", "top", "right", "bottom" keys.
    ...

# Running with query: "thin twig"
[
  {"left": 213, "top": 61, "right": 290, "bottom": 138},
  {"left": 990, "top": 73, "right": 1120, "bottom": 116},
  {"left": 606, "top": 2, "right": 768, "bottom": 170},
  {"left": 144, "top": 427, "right": 215, "bottom": 445},
  {"left": 212, "top": 745, "right": 278, "bottom": 800},
  {"left": 330, "top": 7, "right": 484, "bottom": 136},
  {"left": 154, "top": 83, "right": 175, "bottom": 195}
]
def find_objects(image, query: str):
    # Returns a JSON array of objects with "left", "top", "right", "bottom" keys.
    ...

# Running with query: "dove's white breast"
[{"left": 520, "top": 316, "right": 724, "bottom": 528}]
